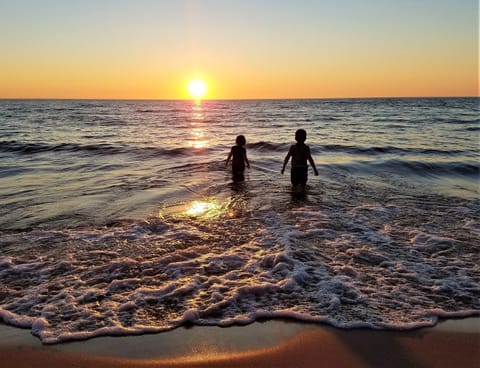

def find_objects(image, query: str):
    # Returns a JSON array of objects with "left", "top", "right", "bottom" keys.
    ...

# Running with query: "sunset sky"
[{"left": 0, "top": 0, "right": 478, "bottom": 99}]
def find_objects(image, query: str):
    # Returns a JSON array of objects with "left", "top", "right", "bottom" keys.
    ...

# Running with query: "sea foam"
[{"left": 1, "top": 192, "right": 478, "bottom": 344}]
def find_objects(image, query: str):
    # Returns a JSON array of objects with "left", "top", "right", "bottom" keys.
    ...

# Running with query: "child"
[
  {"left": 226, "top": 135, "right": 250, "bottom": 182},
  {"left": 281, "top": 129, "right": 318, "bottom": 189}
]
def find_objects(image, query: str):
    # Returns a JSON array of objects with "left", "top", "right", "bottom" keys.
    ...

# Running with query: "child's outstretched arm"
[
  {"left": 244, "top": 151, "right": 250, "bottom": 168},
  {"left": 281, "top": 152, "right": 291, "bottom": 174},
  {"left": 225, "top": 148, "right": 233, "bottom": 167},
  {"left": 308, "top": 154, "right": 319, "bottom": 176}
]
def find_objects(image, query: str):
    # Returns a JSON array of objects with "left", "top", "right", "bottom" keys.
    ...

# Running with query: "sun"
[{"left": 188, "top": 79, "right": 207, "bottom": 100}]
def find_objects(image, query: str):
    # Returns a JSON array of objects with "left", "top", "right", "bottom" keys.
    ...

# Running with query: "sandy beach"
[{"left": 0, "top": 318, "right": 478, "bottom": 368}]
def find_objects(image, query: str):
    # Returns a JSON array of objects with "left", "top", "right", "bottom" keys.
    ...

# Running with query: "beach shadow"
[{"left": 333, "top": 328, "right": 427, "bottom": 368}]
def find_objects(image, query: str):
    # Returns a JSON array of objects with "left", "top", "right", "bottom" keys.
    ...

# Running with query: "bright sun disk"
[{"left": 188, "top": 79, "right": 207, "bottom": 99}]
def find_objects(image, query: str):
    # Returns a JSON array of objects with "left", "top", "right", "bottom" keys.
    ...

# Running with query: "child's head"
[
  {"left": 295, "top": 129, "right": 307, "bottom": 143},
  {"left": 236, "top": 135, "right": 246, "bottom": 146}
]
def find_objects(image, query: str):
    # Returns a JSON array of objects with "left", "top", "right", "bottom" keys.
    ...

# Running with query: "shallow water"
[{"left": 0, "top": 98, "right": 479, "bottom": 343}]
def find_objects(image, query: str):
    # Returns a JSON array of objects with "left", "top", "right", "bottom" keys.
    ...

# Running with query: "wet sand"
[{"left": 0, "top": 318, "right": 478, "bottom": 368}]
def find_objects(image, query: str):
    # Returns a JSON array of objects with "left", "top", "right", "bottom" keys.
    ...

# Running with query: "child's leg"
[
  {"left": 232, "top": 164, "right": 245, "bottom": 182},
  {"left": 291, "top": 167, "right": 308, "bottom": 187}
]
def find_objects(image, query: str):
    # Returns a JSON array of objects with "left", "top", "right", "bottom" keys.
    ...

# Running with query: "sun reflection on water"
[
  {"left": 188, "top": 128, "right": 208, "bottom": 148},
  {"left": 159, "top": 193, "right": 249, "bottom": 222},
  {"left": 188, "top": 101, "right": 209, "bottom": 149},
  {"left": 184, "top": 200, "right": 221, "bottom": 218}
]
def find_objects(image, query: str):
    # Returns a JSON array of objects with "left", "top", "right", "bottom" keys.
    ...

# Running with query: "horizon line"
[{"left": 0, "top": 95, "right": 479, "bottom": 102}]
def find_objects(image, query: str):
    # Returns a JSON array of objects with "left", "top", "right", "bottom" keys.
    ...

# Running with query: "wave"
[
  {"left": 372, "top": 117, "right": 480, "bottom": 125},
  {"left": 0, "top": 140, "right": 212, "bottom": 158},
  {"left": 442, "top": 118, "right": 480, "bottom": 125},
  {"left": 0, "top": 140, "right": 126, "bottom": 155},
  {"left": 247, "top": 141, "right": 289, "bottom": 151},
  {"left": 3, "top": 139, "right": 473, "bottom": 161},
  {"left": 135, "top": 108, "right": 189, "bottom": 114},
  {"left": 372, "top": 118, "right": 408, "bottom": 123},
  {"left": 324, "top": 159, "right": 480, "bottom": 178},
  {"left": 247, "top": 141, "right": 471, "bottom": 156},
  {"left": 320, "top": 144, "right": 471, "bottom": 156},
  {"left": 385, "top": 159, "right": 480, "bottom": 177}
]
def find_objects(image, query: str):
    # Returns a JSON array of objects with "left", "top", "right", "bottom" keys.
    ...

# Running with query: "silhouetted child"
[
  {"left": 226, "top": 135, "right": 250, "bottom": 182},
  {"left": 281, "top": 129, "right": 318, "bottom": 189}
]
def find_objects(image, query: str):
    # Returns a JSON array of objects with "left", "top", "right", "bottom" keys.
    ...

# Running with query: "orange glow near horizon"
[
  {"left": 1, "top": 62, "right": 477, "bottom": 100},
  {"left": 0, "top": 2, "right": 478, "bottom": 100}
]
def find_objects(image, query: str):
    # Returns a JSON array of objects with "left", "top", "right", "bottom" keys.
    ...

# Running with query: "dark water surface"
[{"left": 0, "top": 98, "right": 478, "bottom": 343}]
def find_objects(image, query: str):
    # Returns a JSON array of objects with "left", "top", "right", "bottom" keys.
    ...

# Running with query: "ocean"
[{"left": 0, "top": 98, "right": 478, "bottom": 344}]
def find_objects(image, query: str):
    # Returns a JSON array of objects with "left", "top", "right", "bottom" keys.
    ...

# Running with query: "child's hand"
[
  {"left": 314, "top": 169, "right": 319, "bottom": 176},
  {"left": 281, "top": 169, "right": 284, "bottom": 174}
]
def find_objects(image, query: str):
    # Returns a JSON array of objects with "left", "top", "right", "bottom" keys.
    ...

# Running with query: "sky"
[{"left": 0, "top": 0, "right": 478, "bottom": 99}]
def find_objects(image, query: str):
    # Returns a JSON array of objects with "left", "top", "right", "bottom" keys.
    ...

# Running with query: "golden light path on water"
[{"left": 188, "top": 101, "right": 209, "bottom": 149}]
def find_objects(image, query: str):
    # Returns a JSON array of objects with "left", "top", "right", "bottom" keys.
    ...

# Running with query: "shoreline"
[{"left": 0, "top": 317, "right": 478, "bottom": 367}]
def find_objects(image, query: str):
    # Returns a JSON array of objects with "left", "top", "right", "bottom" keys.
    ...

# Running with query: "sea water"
[{"left": 0, "top": 98, "right": 478, "bottom": 344}]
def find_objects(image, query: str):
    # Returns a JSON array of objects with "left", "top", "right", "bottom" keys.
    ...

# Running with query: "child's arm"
[
  {"left": 281, "top": 152, "right": 291, "bottom": 174},
  {"left": 225, "top": 148, "right": 233, "bottom": 167},
  {"left": 244, "top": 150, "right": 250, "bottom": 168},
  {"left": 308, "top": 154, "right": 319, "bottom": 176}
]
